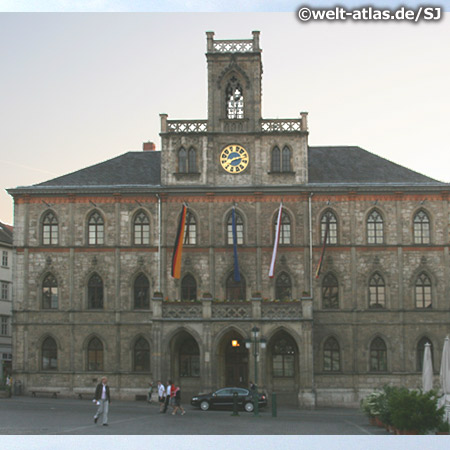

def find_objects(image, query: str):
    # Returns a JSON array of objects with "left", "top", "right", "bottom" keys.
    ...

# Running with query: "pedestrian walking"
[
  {"left": 93, "top": 376, "right": 111, "bottom": 426},
  {"left": 162, "top": 379, "right": 172, "bottom": 413},
  {"left": 147, "top": 381, "right": 153, "bottom": 403},
  {"left": 158, "top": 380, "right": 165, "bottom": 412},
  {"left": 171, "top": 386, "right": 186, "bottom": 416}
]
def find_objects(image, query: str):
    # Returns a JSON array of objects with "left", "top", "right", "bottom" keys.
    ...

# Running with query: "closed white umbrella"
[
  {"left": 439, "top": 336, "right": 450, "bottom": 419},
  {"left": 422, "top": 342, "right": 433, "bottom": 392}
]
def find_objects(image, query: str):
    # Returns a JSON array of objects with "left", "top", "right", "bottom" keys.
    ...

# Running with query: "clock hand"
[{"left": 227, "top": 156, "right": 244, "bottom": 163}]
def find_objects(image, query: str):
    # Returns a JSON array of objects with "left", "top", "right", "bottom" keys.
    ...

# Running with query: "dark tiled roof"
[
  {"left": 35, "top": 151, "right": 161, "bottom": 187},
  {"left": 0, "top": 222, "right": 13, "bottom": 245},
  {"left": 308, "top": 146, "right": 441, "bottom": 184}
]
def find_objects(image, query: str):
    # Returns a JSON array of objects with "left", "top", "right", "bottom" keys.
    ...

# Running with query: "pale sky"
[{"left": 1, "top": 11, "right": 450, "bottom": 225}]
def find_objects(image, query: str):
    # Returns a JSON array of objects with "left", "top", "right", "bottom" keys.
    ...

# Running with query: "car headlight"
[{"left": 192, "top": 397, "right": 198, "bottom": 401}]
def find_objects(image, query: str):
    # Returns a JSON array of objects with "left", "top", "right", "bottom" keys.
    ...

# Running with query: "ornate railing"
[
  {"left": 162, "top": 302, "right": 202, "bottom": 319},
  {"left": 166, "top": 120, "right": 208, "bottom": 133},
  {"left": 211, "top": 303, "right": 252, "bottom": 319},
  {"left": 261, "top": 302, "right": 302, "bottom": 320},
  {"left": 213, "top": 40, "right": 254, "bottom": 53},
  {"left": 261, "top": 119, "right": 303, "bottom": 133}
]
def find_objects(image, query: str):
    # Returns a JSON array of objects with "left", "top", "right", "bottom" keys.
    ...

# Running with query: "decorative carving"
[
  {"left": 162, "top": 303, "right": 202, "bottom": 319},
  {"left": 213, "top": 40, "right": 253, "bottom": 53},
  {"left": 92, "top": 256, "right": 97, "bottom": 266},
  {"left": 211, "top": 303, "right": 251, "bottom": 319},
  {"left": 261, "top": 303, "right": 302, "bottom": 320},
  {"left": 166, "top": 120, "right": 208, "bottom": 133},
  {"left": 261, "top": 119, "right": 302, "bottom": 133},
  {"left": 45, "top": 256, "right": 52, "bottom": 266}
]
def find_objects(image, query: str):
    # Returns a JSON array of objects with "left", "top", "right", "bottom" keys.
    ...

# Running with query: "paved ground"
[{"left": 0, "top": 396, "right": 389, "bottom": 435}]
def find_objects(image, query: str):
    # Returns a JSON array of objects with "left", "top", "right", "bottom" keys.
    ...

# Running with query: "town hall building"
[{"left": 8, "top": 31, "right": 450, "bottom": 407}]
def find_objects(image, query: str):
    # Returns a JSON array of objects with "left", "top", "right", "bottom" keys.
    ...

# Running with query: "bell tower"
[{"left": 206, "top": 31, "right": 262, "bottom": 134}]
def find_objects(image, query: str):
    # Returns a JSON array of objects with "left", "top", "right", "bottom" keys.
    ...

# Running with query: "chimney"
[{"left": 143, "top": 141, "right": 156, "bottom": 151}]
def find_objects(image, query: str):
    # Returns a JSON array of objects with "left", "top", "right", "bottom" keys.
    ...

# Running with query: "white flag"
[{"left": 269, "top": 203, "right": 283, "bottom": 278}]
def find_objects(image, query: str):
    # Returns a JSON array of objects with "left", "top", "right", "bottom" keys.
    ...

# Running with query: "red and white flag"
[{"left": 269, "top": 203, "right": 283, "bottom": 278}]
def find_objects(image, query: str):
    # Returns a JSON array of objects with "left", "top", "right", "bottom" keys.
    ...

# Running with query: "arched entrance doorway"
[{"left": 219, "top": 330, "right": 249, "bottom": 387}]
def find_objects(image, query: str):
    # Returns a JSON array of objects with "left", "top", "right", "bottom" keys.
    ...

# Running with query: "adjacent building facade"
[{"left": 8, "top": 32, "right": 450, "bottom": 406}]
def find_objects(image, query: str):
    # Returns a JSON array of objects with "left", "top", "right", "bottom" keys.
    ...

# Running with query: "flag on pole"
[
  {"left": 171, "top": 204, "right": 187, "bottom": 279},
  {"left": 315, "top": 218, "right": 329, "bottom": 279},
  {"left": 232, "top": 206, "right": 241, "bottom": 282},
  {"left": 269, "top": 202, "right": 283, "bottom": 278}
]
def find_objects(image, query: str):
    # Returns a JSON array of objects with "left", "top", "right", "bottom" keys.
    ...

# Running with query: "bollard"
[
  {"left": 231, "top": 391, "right": 239, "bottom": 416},
  {"left": 272, "top": 392, "right": 277, "bottom": 417}
]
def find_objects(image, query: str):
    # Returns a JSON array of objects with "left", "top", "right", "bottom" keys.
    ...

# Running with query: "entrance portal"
[{"left": 224, "top": 337, "right": 248, "bottom": 387}]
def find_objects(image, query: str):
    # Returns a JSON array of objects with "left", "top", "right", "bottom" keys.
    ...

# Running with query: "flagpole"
[
  {"left": 309, "top": 193, "right": 313, "bottom": 294},
  {"left": 156, "top": 193, "right": 161, "bottom": 292}
]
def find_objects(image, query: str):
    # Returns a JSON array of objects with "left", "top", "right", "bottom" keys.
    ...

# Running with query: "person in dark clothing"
[{"left": 93, "top": 376, "right": 111, "bottom": 426}]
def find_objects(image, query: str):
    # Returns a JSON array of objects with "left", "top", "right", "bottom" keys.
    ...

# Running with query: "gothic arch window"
[
  {"left": 282, "top": 146, "right": 292, "bottom": 172},
  {"left": 41, "top": 337, "right": 57, "bottom": 371},
  {"left": 87, "top": 337, "right": 103, "bottom": 371},
  {"left": 179, "top": 336, "right": 200, "bottom": 377},
  {"left": 133, "top": 337, "right": 150, "bottom": 372},
  {"left": 225, "top": 272, "right": 246, "bottom": 301},
  {"left": 226, "top": 77, "right": 244, "bottom": 119},
  {"left": 322, "top": 273, "right": 339, "bottom": 309},
  {"left": 271, "top": 146, "right": 281, "bottom": 172},
  {"left": 369, "top": 273, "right": 385, "bottom": 309},
  {"left": 87, "top": 211, "right": 104, "bottom": 245},
  {"left": 369, "top": 337, "right": 387, "bottom": 372},
  {"left": 320, "top": 210, "right": 337, "bottom": 245},
  {"left": 184, "top": 211, "right": 197, "bottom": 245},
  {"left": 415, "top": 272, "right": 432, "bottom": 309},
  {"left": 274, "top": 210, "right": 291, "bottom": 245},
  {"left": 42, "top": 211, "right": 58, "bottom": 245},
  {"left": 323, "top": 337, "right": 340, "bottom": 372},
  {"left": 275, "top": 272, "right": 292, "bottom": 300},
  {"left": 181, "top": 274, "right": 197, "bottom": 301},
  {"left": 417, "top": 337, "right": 433, "bottom": 372},
  {"left": 178, "top": 147, "right": 187, "bottom": 173},
  {"left": 134, "top": 273, "right": 150, "bottom": 310},
  {"left": 42, "top": 273, "right": 58, "bottom": 309},
  {"left": 367, "top": 210, "right": 384, "bottom": 244},
  {"left": 88, "top": 273, "right": 104, "bottom": 309},
  {"left": 133, "top": 211, "right": 150, "bottom": 245},
  {"left": 227, "top": 211, "right": 244, "bottom": 245},
  {"left": 272, "top": 335, "right": 296, "bottom": 377},
  {"left": 188, "top": 147, "right": 197, "bottom": 172},
  {"left": 413, "top": 210, "right": 430, "bottom": 244}
]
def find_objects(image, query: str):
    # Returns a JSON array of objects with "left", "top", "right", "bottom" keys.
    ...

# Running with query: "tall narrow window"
[
  {"left": 282, "top": 146, "right": 291, "bottom": 172},
  {"left": 275, "top": 272, "right": 292, "bottom": 300},
  {"left": 42, "top": 337, "right": 57, "bottom": 371},
  {"left": 323, "top": 337, "right": 340, "bottom": 372},
  {"left": 88, "top": 211, "right": 104, "bottom": 245},
  {"left": 178, "top": 147, "right": 187, "bottom": 173},
  {"left": 181, "top": 274, "right": 197, "bottom": 301},
  {"left": 226, "top": 272, "right": 246, "bottom": 301},
  {"left": 0, "top": 316, "right": 9, "bottom": 336},
  {"left": 370, "top": 337, "right": 387, "bottom": 372},
  {"left": 227, "top": 211, "right": 244, "bottom": 245},
  {"left": 322, "top": 273, "right": 339, "bottom": 309},
  {"left": 179, "top": 336, "right": 200, "bottom": 377},
  {"left": 88, "top": 274, "right": 104, "bottom": 309},
  {"left": 42, "top": 211, "right": 58, "bottom": 245},
  {"left": 271, "top": 146, "right": 281, "bottom": 172},
  {"left": 184, "top": 211, "right": 197, "bottom": 245},
  {"left": 320, "top": 211, "right": 337, "bottom": 244},
  {"left": 415, "top": 272, "right": 432, "bottom": 308},
  {"left": 414, "top": 210, "right": 430, "bottom": 244},
  {"left": 1, "top": 282, "right": 8, "bottom": 301},
  {"left": 133, "top": 211, "right": 150, "bottom": 245},
  {"left": 369, "top": 273, "right": 385, "bottom": 309},
  {"left": 87, "top": 337, "right": 103, "bottom": 371},
  {"left": 133, "top": 337, "right": 150, "bottom": 372},
  {"left": 188, "top": 147, "right": 197, "bottom": 172},
  {"left": 226, "top": 77, "right": 244, "bottom": 119},
  {"left": 417, "top": 337, "right": 433, "bottom": 372},
  {"left": 134, "top": 274, "right": 149, "bottom": 309},
  {"left": 367, "top": 210, "right": 384, "bottom": 244},
  {"left": 42, "top": 273, "right": 58, "bottom": 309},
  {"left": 272, "top": 336, "right": 296, "bottom": 377},
  {"left": 274, "top": 211, "right": 291, "bottom": 245},
  {"left": 2, "top": 250, "right": 8, "bottom": 267}
]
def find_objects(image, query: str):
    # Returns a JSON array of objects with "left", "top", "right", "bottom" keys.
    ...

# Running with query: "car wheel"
[
  {"left": 244, "top": 401, "right": 254, "bottom": 412},
  {"left": 200, "top": 400, "right": 210, "bottom": 411}
]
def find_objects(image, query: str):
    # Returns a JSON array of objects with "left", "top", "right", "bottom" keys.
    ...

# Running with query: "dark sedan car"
[{"left": 191, "top": 387, "right": 267, "bottom": 412}]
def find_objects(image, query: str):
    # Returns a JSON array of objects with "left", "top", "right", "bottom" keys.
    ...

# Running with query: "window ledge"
[
  {"left": 173, "top": 172, "right": 201, "bottom": 180},
  {"left": 267, "top": 171, "right": 296, "bottom": 175}
]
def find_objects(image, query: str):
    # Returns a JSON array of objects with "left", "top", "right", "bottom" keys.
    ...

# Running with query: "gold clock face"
[{"left": 220, "top": 145, "right": 249, "bottom": 174}]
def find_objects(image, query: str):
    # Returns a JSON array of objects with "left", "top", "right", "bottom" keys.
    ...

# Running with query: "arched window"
[
  {"left": 367, "top": 210, "right": 384, "bottom": 244},
  {"left": 322, "top": 273, "right": 339, "bottom": 309},
  {"left": 275, "top": 272, "right": 292, "bottom": 300},
  {"left": 178, "top": 147, "right": 187, "bottom": 173},
  {"left": 134, "top": 274, "right": 149, "bottom": 310},
  {"left": 226, "top": 77, "right": 244, "bottom": 119},
  {"left": 417, "top": 337, "right": 433, "bottom": 372},
  {"left": 226, "top": 272, "right": 246, "bottom": 301},
  {"left": 133, "top": 211, "right": 150, "bottom": 245},
  {"left": 274, "top": 210, "right": 291, "bottom": 245},
  {"left": 272, "top": 335, "right": 296, "bottom": 377},
  {"left": 87, "top": 337, "right": 103, "bottom": 371},
  {"left": 179, "top": 336, "right": 200, "bottom": 377},
  {"left": 414, "top": 210, "right": 430, "bottom": 244},
  {"left": 133, "top": 337, "right": 150, "bottom": 372},
  {"left": 323, "top": 337, "right": 340, "bottom": 372},
  {"left": 42, "top": 211, "right": 58, "bottom": 245},
  {"left": 271, "top": 146, "right": 281, "bottom": 172},
  {"left": 227, "top": 211, "right": 244, "bottom": 245},
  {"left": 370, "top": 337, "right": 387, "bottom": 372},
  {"left": 184, "top": 211, "right": 197, "bottom": 245},
  {"left": 88, "top": 274, "right": 104, "bottom": 309},
  {"left": 181, "top": 274, "right": 197, "bottom": 301},
  {"left": 320, "top": 210, "right": 337, "bottom": 244},
  {"left": 188, "top": 147, "right": 197, "bottom": 172},
  {"left": 88, "top": 211, "right": 104, "bottom": 245},
  {"left": 42, "top": 337, "right": 57, "bottom": 371},
  {"left": 415, "top": 272, "right": 432, "bottom": 308},
  {"left": 42, "top": 273, "right": 58, "bottom": 309},
  {"left": 369, "top": 273, "right": 385, "bottom": 309},
  {"left": 282, "top": 146, "right": 291, "bottom": 172}
]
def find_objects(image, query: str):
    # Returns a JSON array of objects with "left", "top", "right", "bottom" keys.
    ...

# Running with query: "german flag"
[{"left": 171, "top": 204, "right": 187, "bottom": 279}]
